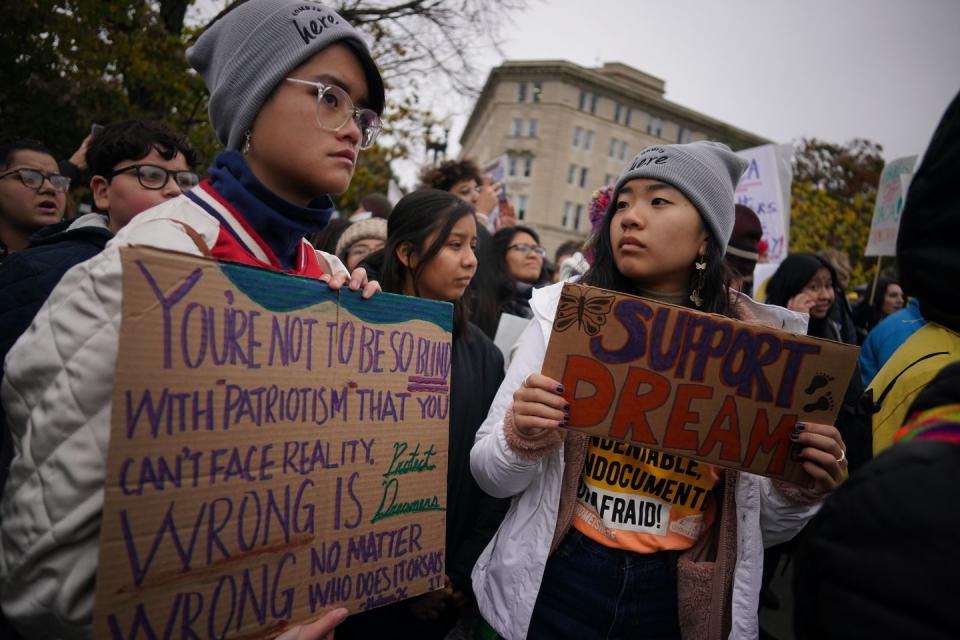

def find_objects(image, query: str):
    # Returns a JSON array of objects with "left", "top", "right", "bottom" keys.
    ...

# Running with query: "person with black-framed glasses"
[
  {"left": 0, "top": 122, "right": 199, "bottom": 506},
  {"left": 0, "top": 136, "right": 67, "bottom": 260}
]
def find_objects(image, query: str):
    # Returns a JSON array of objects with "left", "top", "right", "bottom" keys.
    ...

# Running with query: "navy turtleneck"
[{"left": 207, "top": 151, "right": 334, "bottom": 269}]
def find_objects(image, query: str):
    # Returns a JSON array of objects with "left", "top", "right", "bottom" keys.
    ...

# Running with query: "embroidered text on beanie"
[
  {"left": 187, "top": 0, "right": 384, "bottom": 151},
  {"left": 613, "top": 141, "right": 748, "bottom": 251}
]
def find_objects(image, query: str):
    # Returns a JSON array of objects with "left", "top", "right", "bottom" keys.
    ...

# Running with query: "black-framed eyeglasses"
[
  {"left": 0, "top": 168, "right": 71, "bottom": 193},
  {"left": 508, "top": 243, "right": 546, "bottom": 258},
  {"left": 285, "top": 78, "right": 383, "bottom": 150},
  {"left": 108, "top": 164, "right": 200, "bottom": 190}
]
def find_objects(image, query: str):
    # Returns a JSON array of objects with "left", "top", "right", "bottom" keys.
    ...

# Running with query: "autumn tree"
[
  {"left": 1, "top": 0, "right": 524, "bottom": 208},
  {"left": 789, "top": 138, "right": 886, "bottom": 287}
]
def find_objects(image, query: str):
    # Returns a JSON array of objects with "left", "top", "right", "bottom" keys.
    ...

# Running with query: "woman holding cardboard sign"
[
  {"left": 1, "top": 2, "right": 383, "bottom": 638},
  {"left": 339, "top": 189, "right": 508, "bottom": 638},
  {"left": 470, "top": 141, "right": 848, "bottom": 640}
]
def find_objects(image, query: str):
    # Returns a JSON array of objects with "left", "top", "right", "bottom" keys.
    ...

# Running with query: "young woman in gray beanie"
[
  {"left": 470, "top": 142, "right": 850, "bottom": 640},
  {"left": 0, "top": 2, "right": 383, "bottom": 638}
]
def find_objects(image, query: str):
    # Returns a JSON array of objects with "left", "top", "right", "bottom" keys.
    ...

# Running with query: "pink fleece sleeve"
[{"left": 502, "top": 404, "right": 565, "bottom": 460}]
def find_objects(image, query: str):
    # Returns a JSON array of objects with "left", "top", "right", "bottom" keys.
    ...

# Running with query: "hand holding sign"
[
  {"left": 512, "top": 372, "right": 568, "bottom": 435},
  {"left": 791, "top": 421, "right": 847, "bottom": 494},
  {"left": 275, "top": 608, "right": 348, "bottom": 640},
  {"left": 321, "top": 266, "right": 380, "bottom": 298}
]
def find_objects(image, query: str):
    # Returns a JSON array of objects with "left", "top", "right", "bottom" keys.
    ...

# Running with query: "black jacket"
[
  {"left": 794, "top": 439, "right": 960, "bottom": 640},
  {"left": 795, "top": 361, "right": 960, "bottom": 640},
  {"left": 897, "top": 89, "right": 960, "bottom": 334},
  {"left": 338, "top": 323, "right": 508, "bottom": 639},
  {"left": 0, "top": 214, "right": 112, "bottom": 371},
  {"left": 0, "top": 214, "right": 112, "bottom": 494},
  {"left": 446, "top": 323, "right": 508, "bottom": 593}
]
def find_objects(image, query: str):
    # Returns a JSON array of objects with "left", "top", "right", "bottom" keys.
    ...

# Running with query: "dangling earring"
[
  {"left": 690, "top": 256, "right": 707, "bottom": 307},
  {"left": 241, "top": 130, "right": 252, "bottom": 155}
]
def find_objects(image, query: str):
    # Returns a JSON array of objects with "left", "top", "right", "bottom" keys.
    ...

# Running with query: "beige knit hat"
[{"left": 335, "top": 217, "right": 388, "bottom": 262}]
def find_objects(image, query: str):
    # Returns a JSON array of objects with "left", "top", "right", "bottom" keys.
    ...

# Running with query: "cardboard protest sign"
[
  {"left": 864, "top": 155, "right": 917, "bottom": 256},
  {"left": 541, "top": 284, "right": 858, "bottom": 485},
  {"left": 735, "top": 144, "right": 792, "bottom": 263},
  {"left": 93, "top": 247, "right": 452, "bottom": 638}
]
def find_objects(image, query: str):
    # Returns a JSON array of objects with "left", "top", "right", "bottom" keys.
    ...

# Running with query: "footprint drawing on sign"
[
  {"left": 804, "top": 372, "right": 835, "bottom": 395},
  {"left": 803, "top": 392, "right": 834, "bottom": 413}
]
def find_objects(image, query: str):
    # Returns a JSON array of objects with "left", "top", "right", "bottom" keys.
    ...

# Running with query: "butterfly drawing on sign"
[{"left": 555, "top": 288, "right": 615, "bottom": 336}]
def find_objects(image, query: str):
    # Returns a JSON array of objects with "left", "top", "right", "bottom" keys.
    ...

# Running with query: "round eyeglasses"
[
  {"left": 285, "top": 78, "right": 383, "bottom": 150},
  {"left": 0, "top": 168, "right": 71, "bottom": 193},
  {"left": 108, "top": 164, "right": 200, "bottom": 191}
]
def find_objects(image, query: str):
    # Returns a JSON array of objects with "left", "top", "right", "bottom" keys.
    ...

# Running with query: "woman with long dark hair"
[
  {"left": 470, "top": 142, "right": 848, "bottom": 640},
  {"left": 342, "top": 189, "right": 507, "bottom": 639},
  {"left": 853, "top": 277, "right": 904, "bottom": 344},
  {"left": 766, "top": 252, "right": 854, "bottom": 343}
]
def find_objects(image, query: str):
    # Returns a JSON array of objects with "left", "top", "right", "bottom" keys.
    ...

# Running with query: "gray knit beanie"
[
  {"left": 186, "top": 0, "right": 385, "bottom": 150},
  {"left": 612, "top": 141, "right": 749, "bottom": 251}
]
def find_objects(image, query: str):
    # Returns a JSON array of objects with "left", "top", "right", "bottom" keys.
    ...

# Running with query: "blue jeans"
[{"left": 527, "top": 529, "right": 681, "bottom": 640}]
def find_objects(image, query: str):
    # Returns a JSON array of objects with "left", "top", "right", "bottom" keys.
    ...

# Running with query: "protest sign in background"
[
  {"left": 93, "top": 247, "right": 452, "bottom": 638},
  {"left": 735, "top": 143, "right": 793, "bottom": 263},
  {"left": 864, "top": 155, "right": 917, "bottom": 257},
  {"left": 541, "top": 284, "right": 858, "bottom": 485}
]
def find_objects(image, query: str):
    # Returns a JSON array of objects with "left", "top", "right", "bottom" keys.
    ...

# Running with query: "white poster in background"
[
  {"left": 864, "top": 156, "right": 917, "bottom": 257},
  {"left": 735, "top": 144, "right": 792, "bottom": 264}
]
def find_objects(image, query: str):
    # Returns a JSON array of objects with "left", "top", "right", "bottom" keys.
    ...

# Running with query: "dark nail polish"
[
  {"left": 795, "top": 423, "right": 806, "bottom": 432},
  {"left": 556, "top": 385, "right": 565, "bottom": 393},
  {"left": 789, "top": 432, "right": 800, "bottom": 441},
  {"left": 563, "top": 403, "right": 571, "bottom": 411},
  {"left": 558, "top": 421, "right": 565, "bottom": 428},
  {"left": 563, "top": 414, "right": 571, "bottom": 422}
]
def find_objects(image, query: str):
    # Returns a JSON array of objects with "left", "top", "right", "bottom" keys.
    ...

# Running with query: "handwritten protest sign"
[
  {"left": 864, "top": 155, "right": 917, "bottom": 257},
  {"left": 93, "top": 247, "right": 452, "bottom": 638},
  {"left": 541, "top": 284, "right": 858, "bottom": 485},
  {"left": 735, "top": 144, "right": 792, "bottom": 262}
]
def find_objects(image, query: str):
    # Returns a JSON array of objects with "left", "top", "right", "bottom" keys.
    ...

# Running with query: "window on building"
[
  {"left": 614, "top": 103, "right": 622, "bottom": 123},
  {"left": 590, "top": 94, "right": 599, "bottom": 114},
  {"left": 584, "top": 130, "right": 594, "bottom": 151},
  {"left": 508, "top": 156, "right": 517, "bottom": 177},
  {"left": 647, "top": 116, "right": 663, "bottom": 137},
  {"left": 523, "top": 157, "right": 533, "bottom": 178},
  {"left": 575, "top": 204, "right": 584, "bottom": 230},
  {"left": 579, "top": 90, "right": 588, "bottom": 111},
  {"left": 532, "top": 83, "right": 542, "bottom": 103},
  {"left": 528, "top": 119, "right": 538, "bottom": 137},
  {"left": 609, "top": 137, "right": 618, "bottom": 158},
  {"left": 567, "top": 164, "right": 576, "bottom": 185},
  {"left": 517, "top": 82, "right": 527, "bottom": 102},
  {"left": 604, "top": 173, "right": 614, "bottom": 186},
  {"left": 579, "top": 167, "right": 588, "bottom": 188},
  {"left": 572, "top": 126, "right": 582, "bottom": 148},
  {"left": 512, "top": 118, "right": 523, "bottom": 136},
  {"left": 625, "top": 108, "right": 633, "bottom": 127},
  {"left": 517, "top": 194, "right": 528, "bottom": 220},
  {"left": 563, "top": 201, "right": 572, "bottom": 228},
  {"left": 678, "top": 127, "right": 694, "bottom": 143},
  {"left": 619, "top": 140, "right": 628, "bottom": 161}
]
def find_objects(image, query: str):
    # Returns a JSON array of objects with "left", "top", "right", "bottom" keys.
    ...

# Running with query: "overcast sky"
[{"left": 400, "top": 0, "right": 960, "bottom": 184}]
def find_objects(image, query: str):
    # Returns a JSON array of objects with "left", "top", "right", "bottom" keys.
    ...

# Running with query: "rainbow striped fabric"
[{"left": 893, "top": 403, "right": 960, "bottom": 444}]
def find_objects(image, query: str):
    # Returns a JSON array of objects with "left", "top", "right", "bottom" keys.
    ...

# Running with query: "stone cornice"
[{"left": 461, "top": 60, "right": 768, "bottom": 150}]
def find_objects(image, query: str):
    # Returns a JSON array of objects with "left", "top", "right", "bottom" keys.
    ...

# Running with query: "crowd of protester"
[{"left": 0, "top": 1, "right": 957, "bottom": 639}]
